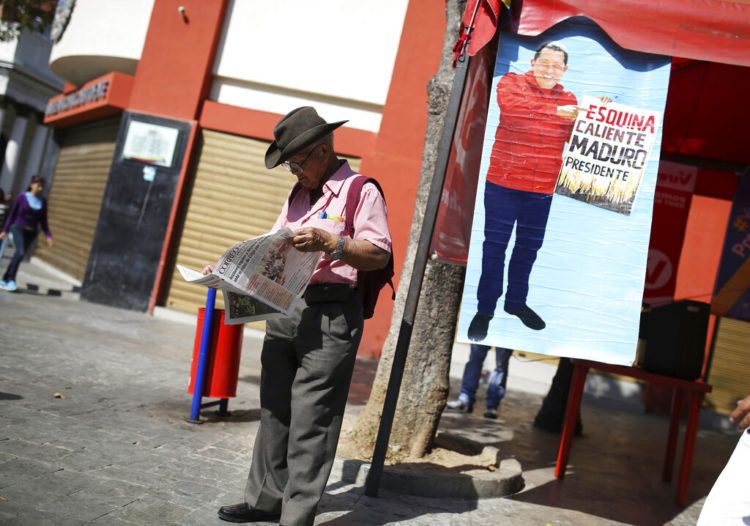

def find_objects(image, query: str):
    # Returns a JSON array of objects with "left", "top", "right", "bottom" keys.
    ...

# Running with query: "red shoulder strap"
[
  {"left": 288, "top": 182, "right": 303, "bottom": 207},
  {"left": 344, "top": 175, "right": 384, "bottom": 237}
]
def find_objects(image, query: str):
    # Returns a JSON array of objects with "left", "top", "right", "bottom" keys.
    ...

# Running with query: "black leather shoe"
[
  {"left": 468, "top": 313, "right": 492, "bottom": 341},
  {"left": 217, "top": 503, "right": 281, "bottom": 523},
  {"left": 504, "top": 303, "right": 546, "bottom": 330}
]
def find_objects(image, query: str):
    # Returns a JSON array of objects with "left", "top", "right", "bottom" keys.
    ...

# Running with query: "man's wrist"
[
  {"left": 324, "top": 232, "right": 339, "bottom": 254},
  {"left": 330, "top": 235, "right": 346, "bottom": 260}
]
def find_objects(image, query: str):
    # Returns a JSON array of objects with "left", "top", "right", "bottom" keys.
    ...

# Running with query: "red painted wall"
[
  {"left": 128, "top": 0, "right": 228, "bottom": 120},
  {"left": 200, "top": 101, "right": 377, "bottom": 160},
  {"left": 45, "top": 0, "right": 446, "bottom": 355},
  {"left": 356, "top": 0, "right": 446, "bottom": 357},
  {"left": 674, "top": 195, "right": 734, "bottom": 379},
  {"left": 675, "top": 196, "right": 734, "bottom": 303}
]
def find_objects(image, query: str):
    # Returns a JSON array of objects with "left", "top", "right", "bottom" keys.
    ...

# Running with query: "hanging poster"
[{"left": 457, "top": 20, "right": 671, "bottom": 365}]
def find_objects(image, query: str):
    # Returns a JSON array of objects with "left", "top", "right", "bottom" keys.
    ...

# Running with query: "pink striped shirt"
[{"left": 272, "top": 161, "right": 392, "bottom": 286}]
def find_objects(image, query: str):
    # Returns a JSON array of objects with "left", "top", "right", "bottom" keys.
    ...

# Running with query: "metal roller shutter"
[
  {"left": 164, "top": 129, "right": 360, "bottom": 319},
  {"left": 35, "top": 118, "right": 120, "bottom": 281},
  {"left": 706, "top": 317, "right": 750, "bottom": 415}
]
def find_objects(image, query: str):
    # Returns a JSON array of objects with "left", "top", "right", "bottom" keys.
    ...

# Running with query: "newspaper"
[{"left": 177, "top": 228, "right": 322, "bottom": 324}]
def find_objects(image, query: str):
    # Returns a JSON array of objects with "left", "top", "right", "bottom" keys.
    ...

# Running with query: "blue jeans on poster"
[
  {"left": 458, "top": 345, "right": 512, "bottom": 410},
  {"left": 477, "top": 182, "right": 552, "bottom": 315}
]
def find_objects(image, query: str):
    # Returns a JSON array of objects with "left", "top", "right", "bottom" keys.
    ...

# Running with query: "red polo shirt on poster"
[{"left": 487, "top": 70, "right": 577, "bottom": 195}]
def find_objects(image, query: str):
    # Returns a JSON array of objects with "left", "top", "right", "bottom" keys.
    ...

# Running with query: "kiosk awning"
[{"left": 515, "top": 0, "right": 750, "bottom": 68}]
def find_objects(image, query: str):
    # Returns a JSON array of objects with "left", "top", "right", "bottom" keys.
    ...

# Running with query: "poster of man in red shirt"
[
  {"left": 459, "top": 20, "right": 671, "bottom": 365},
  {"left": 468, "top": 41, "right": 578, "bottom": 339}
]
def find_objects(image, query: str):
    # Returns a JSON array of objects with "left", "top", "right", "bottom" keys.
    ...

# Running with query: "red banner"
[
  {"left": 431, "top": 43, "right": 493, "bottom": 264},
  {"left": 643, "top": 161, "right": 696, "bottom": 305}
]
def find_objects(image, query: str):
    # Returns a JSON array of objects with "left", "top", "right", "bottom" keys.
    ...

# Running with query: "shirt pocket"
[{"left": 305, "top": 215, "right": 348, "bottom": 238}]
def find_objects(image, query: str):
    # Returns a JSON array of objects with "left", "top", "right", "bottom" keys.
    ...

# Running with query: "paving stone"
[
  {"left": 0, "top": 457, "right": 63, "bottom": 490},
  {"left": 0, "top": 501, "right": 87, "bottom": 526},
  {"left": 87, "top": 495, "right": 194, "bottom": 525}
]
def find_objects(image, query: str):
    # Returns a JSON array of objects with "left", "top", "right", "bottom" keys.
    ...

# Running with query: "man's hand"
[
  {"left": 556, "top": 105, "right": 583, "bottom": 120},
  {"left": 730, "top": 394, "right": 750, "bottom": 431},
  {"left": 293, "top": 227, "right": 336, "bottom": 254},
  {"left": 201, "top": 265, "right": 214, "bottom": 276},
  {"left": 0, "top": 232, "right": 6, "bottom": 240},
  {"left": 46, "top": 237, "right": 53, "bottom": 248}
]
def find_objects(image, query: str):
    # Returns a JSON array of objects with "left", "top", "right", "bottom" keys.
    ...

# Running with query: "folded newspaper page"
[{"left": 177, "top": 228, "right": 322, "bottom": 324}]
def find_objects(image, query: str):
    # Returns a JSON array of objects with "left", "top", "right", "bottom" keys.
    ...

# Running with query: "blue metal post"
[{"left": 188, "top": 287, "right": 216, "bottom": 423}]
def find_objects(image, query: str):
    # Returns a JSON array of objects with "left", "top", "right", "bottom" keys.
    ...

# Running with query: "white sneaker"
[
  {"left": 0, "top": 280, "right": 17, "bottom": 291},
  {"left": 446, "top": 398, "right": 473, "bottom": 413}
]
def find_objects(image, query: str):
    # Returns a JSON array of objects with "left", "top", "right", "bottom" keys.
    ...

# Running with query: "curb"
[
  {"left": 330, "top": 454, "right": 524, "bottom": 499},
  {"left": 17, "top": 282, "right": 81, "bottom": 298}
]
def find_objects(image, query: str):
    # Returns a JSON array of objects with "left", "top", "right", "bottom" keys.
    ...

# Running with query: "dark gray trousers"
[{"left": 244, "top": 290, "right": 363, "bottom": 526}]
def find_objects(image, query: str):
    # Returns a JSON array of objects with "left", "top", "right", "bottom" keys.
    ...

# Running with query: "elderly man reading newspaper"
[{"left": 202, "top": 107, "right": 391, "bottom": 526}]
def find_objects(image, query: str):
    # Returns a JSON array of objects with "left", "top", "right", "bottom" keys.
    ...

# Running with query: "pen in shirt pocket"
[{"left": 319, "top": 210, "right": 345, "bottom": 222}]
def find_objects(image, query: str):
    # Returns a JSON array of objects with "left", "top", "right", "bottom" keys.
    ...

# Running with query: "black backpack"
[{"left": 288, "top": 175, "right": 395, "bottom": 319}]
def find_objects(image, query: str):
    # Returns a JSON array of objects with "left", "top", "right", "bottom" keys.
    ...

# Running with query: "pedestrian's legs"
[
  {"left": 2, "top": 226, "right": 36, "bottom": 282},
  {"left": 243, "top": 335, "right": 297, "bottom": 515},
  {"left": 486, "top": 347, "right": 512, "bottom": 410},
  {"left": 281, "top": 296, "right": 363, "bottom": 526},
  {"left": 534, "top": 357, "right": 582, "bottom": 434},
  {"left": 505, "top": 193, "right": 552, "bottom": 308},
  {"left": 476, "top": 183, "right": 519, "bottom": 316},
  {"left": 458, "top": 344, "right": 491, "bottom": 407}
]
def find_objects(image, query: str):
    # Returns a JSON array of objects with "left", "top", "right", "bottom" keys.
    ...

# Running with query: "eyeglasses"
[{"left": 282, "top": 144, "right": 322, "bottom": 174}]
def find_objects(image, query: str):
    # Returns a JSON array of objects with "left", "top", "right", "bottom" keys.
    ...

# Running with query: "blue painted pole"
[{"left": 188, "top": 287, "right": 217, "bottom": 423}]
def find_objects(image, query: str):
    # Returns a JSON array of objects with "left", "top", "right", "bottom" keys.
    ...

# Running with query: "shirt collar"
[{"left": 321, "top": 160, "right": 355, "bottom": 197}]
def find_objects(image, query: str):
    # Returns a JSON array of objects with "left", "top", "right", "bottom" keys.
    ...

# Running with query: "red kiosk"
[{"left": 427, "top": 0, "right": 750, "bottom": 506}]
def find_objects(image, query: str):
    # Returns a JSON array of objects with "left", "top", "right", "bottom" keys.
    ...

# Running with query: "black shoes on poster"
[
  {"left": 468, "top": 303, "right": 546, "bottom": 341},
  {"left": 503, "top": 303, "right": 546, "bottom": 331},
  {"left": 217, "top": 503, "right": 281, "bottom": 523},
  {"left": 467, "top": 313, "right": 493, "bottom": 341}
]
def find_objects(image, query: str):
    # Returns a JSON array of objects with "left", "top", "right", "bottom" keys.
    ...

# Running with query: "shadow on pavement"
[{"left": 316, "top": 483, "right": 479, "bottom": 525}]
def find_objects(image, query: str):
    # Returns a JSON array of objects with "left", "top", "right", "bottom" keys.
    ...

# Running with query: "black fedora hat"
[{"left": 265, "top": 106, "right": 347, "bottom": 169}]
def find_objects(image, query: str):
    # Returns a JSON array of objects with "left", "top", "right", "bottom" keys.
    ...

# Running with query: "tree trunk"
[{"left": 346, "top": 0, "right": 467, "bottom": 462}]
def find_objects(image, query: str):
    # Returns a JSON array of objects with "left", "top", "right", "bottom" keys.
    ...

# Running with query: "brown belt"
[{"left": 304, "top": 283, "right": 355, "bottom": 303}]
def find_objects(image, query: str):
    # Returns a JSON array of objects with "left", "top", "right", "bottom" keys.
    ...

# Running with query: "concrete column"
[
  {"left": 0, "top": 115, "right": 29, "bottom": 194},
  {"left": 0, "top": 107, "right": 7, "bottom": 171},
  {"left": 19, "top": 119, "right": 51, "bottom": 191}
]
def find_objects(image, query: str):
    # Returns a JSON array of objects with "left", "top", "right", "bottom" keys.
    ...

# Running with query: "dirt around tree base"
[
  {"left": 334, "top": 431, "right": 524, "bottom": 499},
  {"left": 337, "top": 430, "right": 501, "bottom": 475}
]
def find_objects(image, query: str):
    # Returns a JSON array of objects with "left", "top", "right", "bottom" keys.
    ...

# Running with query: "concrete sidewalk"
[{"left": 0, "top": 288, "right": 741, "bottom": 525}]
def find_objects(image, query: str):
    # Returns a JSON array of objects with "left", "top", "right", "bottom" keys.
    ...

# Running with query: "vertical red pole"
[
  {"left": 663, "top": 388, "right": 684, "bottom": 482},
  {"left": 675, "top": 391, "right": 703, "bottom": 505},
  {"left": 555, "top": 362, "right": 589, "bottom": 479}
]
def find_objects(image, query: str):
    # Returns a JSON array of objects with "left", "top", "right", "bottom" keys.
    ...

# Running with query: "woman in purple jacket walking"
[{"left": 0, "top": 176, "right": 53, "bottom": 291}]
